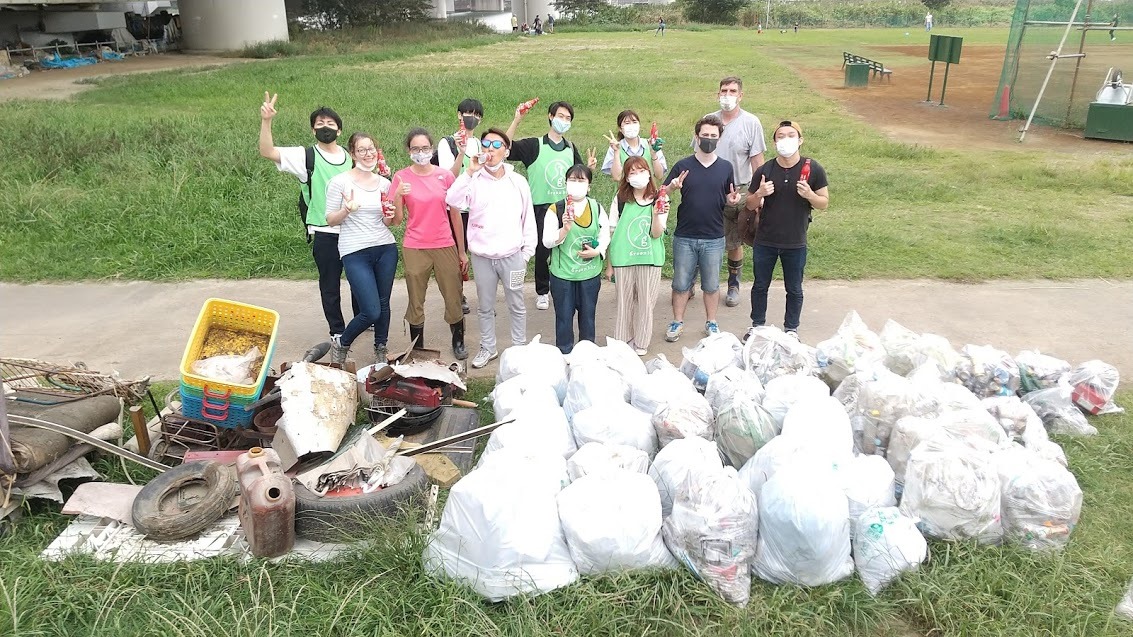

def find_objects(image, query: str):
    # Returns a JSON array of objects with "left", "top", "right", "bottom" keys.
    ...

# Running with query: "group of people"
[
  {"left": 258, "top": 75, "right": 829, "bottom": 370},
  {"left": 511, "top": 13, "right": 553, "bottom": 36}
]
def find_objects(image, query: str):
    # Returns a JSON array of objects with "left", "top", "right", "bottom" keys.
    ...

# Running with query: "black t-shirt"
[
  {"left": 665, "top": 155, "right": 735, "bottom": 239},
  {"left": 748, "top": 156, "right": 828, "bottom": 249},
  {"left": 509, "top": 134, "right": 585, "bottom": 168}
]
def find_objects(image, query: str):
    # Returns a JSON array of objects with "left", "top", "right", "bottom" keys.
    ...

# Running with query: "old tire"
[
  {"left": 293, "top": 463, "right": 429, "bottom": 542},
  {"left": 132, "top": 461, "right": 237, "bottom": 540}
]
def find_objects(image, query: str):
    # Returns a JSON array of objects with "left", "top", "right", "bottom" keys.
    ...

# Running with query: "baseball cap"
[{"left": 775, "top": 120, "right": 803, "bottom": 136}]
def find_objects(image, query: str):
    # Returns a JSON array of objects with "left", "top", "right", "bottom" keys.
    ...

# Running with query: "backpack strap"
[{"left": 298, "top": 146, "right": 317, "bottom": 242}]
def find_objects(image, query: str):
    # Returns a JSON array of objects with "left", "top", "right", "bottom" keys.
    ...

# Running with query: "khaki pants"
[
  {"left": 613, "top": 265, "right": 662, "bottom": 349},
  {"left": 403, "top": 246, "right": 464, "bottom": 326},
  {"left": 722, "top": 187, "right": 750, "bottom": 251}
]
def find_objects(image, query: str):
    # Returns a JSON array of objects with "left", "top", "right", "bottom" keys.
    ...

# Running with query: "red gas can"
[{"left": 236, "top": 447, "right": 295, "bottom": 558}]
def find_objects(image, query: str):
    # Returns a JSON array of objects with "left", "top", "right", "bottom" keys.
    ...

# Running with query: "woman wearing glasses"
[
  {"left": 389, "top": 128, "right": 469, "bottom": 360},
  {"left": 325, "top": 132, "right": 399, "bottom": 365},
  {"left": 444, "top": 128, "right": 537, "bottom": 369}
]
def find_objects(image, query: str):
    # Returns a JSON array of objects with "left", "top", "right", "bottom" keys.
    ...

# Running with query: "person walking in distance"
[
  {"left": 925, "top": 12, "right": 933, "bottom": 32},
  {"left": 656, "top": 16, "right": 665, "bottom": 36},
  {"left": 1110, "top": 14, "right": 1119, "bottom": 41},
  {"left": 434, "top": 97, "right": 485, "bottom": 315},
  {"left": 662, "top": 115, "right": 741, "bottom": 342},
  {"left": 511, "top": 14, "right": 518, "bottom": 32},
  {"left": 506, "top": 100, "right": 596, "bottom": 312},
  {"left": 709, "top": 77, "right": 766, "bottom": 309},
  {"left": 257, "top": 92, "right": 361, "bottom": 341},
  {"left": 743, "top": 121, "right": 829, "bottom": 340},
  {"left": 444, "top": 129, "right": 538, "bottom": 369}
]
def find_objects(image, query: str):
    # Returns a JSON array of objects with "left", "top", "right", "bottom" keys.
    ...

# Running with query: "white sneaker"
[
  {"left": 785, "top": 329, "right": 800, "bottom": 341},
  {"left": 471, "top": 347, "right": 498, "bottom": 369},
  {"left": 536, "top": 294, "right": 550, "bottom": 310}
]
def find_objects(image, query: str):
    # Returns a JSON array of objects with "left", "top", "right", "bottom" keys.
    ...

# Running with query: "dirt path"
[
  {"left": 0, "top": 54, "right": 248, "bottom": 102},
  {"left": 2, "top": 279, "right": 1129, "bottom": 382}
]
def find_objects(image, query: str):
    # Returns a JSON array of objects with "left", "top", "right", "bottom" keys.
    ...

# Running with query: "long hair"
[
  {"left": 616, "top": 156, "right": 658, "bottom": 205},
  {"left": 615, "top": 109, "right": 640, "bottom": 141}
]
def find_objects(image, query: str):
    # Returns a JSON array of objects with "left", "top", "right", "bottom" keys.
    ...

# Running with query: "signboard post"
[{"left": 926, "top": 34, "right": 963, "bottom": 106}]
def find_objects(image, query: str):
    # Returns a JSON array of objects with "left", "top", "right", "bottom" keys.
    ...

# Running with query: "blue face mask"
[{"left": 551, "top": 118, "right": 571, "bottom": 134}]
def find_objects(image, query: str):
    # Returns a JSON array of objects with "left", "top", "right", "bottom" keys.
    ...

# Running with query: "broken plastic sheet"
[
  {"left": 190, "top": 346, "right": 263, "bottom": 385},
  {"left": 10, "top": 457, "right": 100, "bottom": 503},
  {"left": 272, "top": 362, "right": 358, "bottom": 470}
]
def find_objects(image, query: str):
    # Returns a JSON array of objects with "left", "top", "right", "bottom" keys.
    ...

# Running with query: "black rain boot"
[
  {"left": 409, "top": 323, "right": 425, "bottom": 350},
  {"left": 450, "top": 320, "right": 467, "bottom": 360}
]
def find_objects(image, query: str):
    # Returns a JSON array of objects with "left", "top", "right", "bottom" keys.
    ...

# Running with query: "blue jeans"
[
  {"left": 750, "top": 244, "right": 807, "bottom": 331},
  {"left": 549, "top": 274, "right": 601, "bottom": 355},
  {"left": 671, "top": 236, "right": 726, "bottom": 293},
  {"left": 340, "top": 243, "right": 399, "bottom": 348}
]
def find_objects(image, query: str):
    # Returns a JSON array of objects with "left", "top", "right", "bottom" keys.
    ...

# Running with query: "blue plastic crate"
[{"left": 180, "top": 386, "right": 255, "bottom": 429}]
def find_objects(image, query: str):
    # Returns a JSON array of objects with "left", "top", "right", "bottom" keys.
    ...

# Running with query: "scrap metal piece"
[{"left": 7, "top": 414, "right": 169, "bottom": 472}]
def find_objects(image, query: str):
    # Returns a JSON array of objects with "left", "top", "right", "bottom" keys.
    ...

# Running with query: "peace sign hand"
[
  {"left": 603, "top": 131, "right": 620, "bottom": 152},
  {"left": 343, "top": 188, "right": 359, "bottom": 212},
  {"left": 726, "top": 183, "right": 741, "bottom": 205},
  {"left": 668, "top": 169, "right": 690, "bottom": 190},
  {"left": 260, "top": 92, "right": 278, "bottom": 120},
  {"left": 586, "top": 147, "right": 597, "bottom": 169}
]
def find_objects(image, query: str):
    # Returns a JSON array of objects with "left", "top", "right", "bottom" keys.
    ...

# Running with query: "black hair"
[
  {"left": 456, "top": 98, "right": 484, "bottom": 117},
  {"left": 405, "top": 127, "right": 433, "bottom": 148},
  {"left": 547, "top": 101, "right": 574, "bottom": 120},
  {"left": 481, "top": 127, "right": 511, "bottom": 148},
  {"left": 615, "top": 109, "right": 640, "bottom": 141},
  {"left": 310, "top": 106, "right": 342, "bottom": 130},
  {"left": 564, "top": 164, "right": 592, "bottom": 182},
  {"left": 695, "top": 114, "right": 725, "bottom": 137}
]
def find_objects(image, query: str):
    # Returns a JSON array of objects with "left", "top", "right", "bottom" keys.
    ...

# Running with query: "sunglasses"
[{"left": 481, "top": 139, "right": 505, "bottom": 149}]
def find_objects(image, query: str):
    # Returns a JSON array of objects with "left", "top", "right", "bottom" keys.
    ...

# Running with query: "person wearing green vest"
[
  {"left": 601, "top": 109, "right": 667, "bottom": 182},
  {"left": 542, "top": 165, "right": 610, "bottom": 355},
  {"left": 507, "top": 100, "right": 597, "bottom": 313},
  {"left": 604, "top": 156, "right": 669, "bottom": 356},
  {"left": 434, "top": 97, "right": 485, "bottom": 316},
  {"left": 257, "top": 92, "right": 359, "bottom": 339}
]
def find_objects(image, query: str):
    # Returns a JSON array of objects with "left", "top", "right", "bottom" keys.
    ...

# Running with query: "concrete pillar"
[
  {"left": 180, "top": 0, "right": 288, "bottom": 52},
  {"left": 446, "top": 0, "right": 455, "bottom": 13},
  {"left": 432, "top": 0, "right": 447, "bottom": 19},
  {"left": 515, "top": 0, "right": 552, "bottom": 26}
]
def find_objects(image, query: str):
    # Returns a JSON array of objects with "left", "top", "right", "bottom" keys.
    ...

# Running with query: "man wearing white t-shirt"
[{"left": 258, "top": 92, "right": 359, "bottom": 339}]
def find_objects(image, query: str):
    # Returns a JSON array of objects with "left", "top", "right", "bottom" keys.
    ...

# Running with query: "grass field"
[
  {"left": 1, "top": 28, "right": 1132, "bottom": 282},
  {"left": 3, "top": 381, "right": 1133, "bottom": 637}
]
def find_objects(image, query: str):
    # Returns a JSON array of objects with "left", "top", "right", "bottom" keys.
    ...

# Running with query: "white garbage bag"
[
  {"left": 558, "top": 471, "right": 677, "bottom": 574},
  {"left": 652, "top": 391, "right": 714, "bottom": 448},
  {"left": 630, "top": 367, "right": 696, "bottom": 418},
  {"left": 681, "top": 333, "right": 743, "bottom": 391},
  {"left": 563, "top": 363, "right": 628, "bottom": 422},
  {"left": 1018, "top": 413, "right": 1067, "bottom": 467},
  {"left": 490, "top": 375, "right": 561, "bottom": 420},
  {"left": 815, "top": 311, "right": 885, "bottom": 386},
  {"left": 930, "top": 380, "right": 984, "bottom": 412},
  {"left": 879, "top": 319, "right": 920, "bottom": 376},
  {"left": 645, "top": 353, "right": 676, "bottom": 374},
  {"left": 841, "top": 454, "right": 897, "bottom": 522},
  {"left": 477, "top": 403, "right": 577, "bottom": 466},
  {"left": 566, "top": 442, "right": 650, "bottom": 482},
  {"left": 571, "top": 402, "right": 658, "bottom": 457},
  {"left": 762, "top": 374, "right": 830, "bottom": 432},
  {"left": 957, "top": 344, "right": 1021, "bottom": 398},
  {"left": 565, "top": 339, "right": 603, "bottom": 367},
  {"left": 663, "top": 467, "right": 759, "bottom": 606},
  {"left": 738, "top": 434, "right": 843, "bottom": 504},
  {"left": 899, "top": 437, "right": 1002, "bottom": 543},
  {"left": 983, "top": 395, "right": 1043, "bottom": 442},
  {"left": 496, "top": 335, "right": 569, "bottom": 402},
  {"left": 908, "top": 333, "right": 962, "bottom": 380},
  {"left": 1015, "top": 350, "right": 1071, "bottom": 393},
  {"left": 648, "top": 437, "right": 723, "bottom": 517},
  {"left": 601, "top": 337, "right": 648, "bottom": 386},
  {"left": 887, "top": 416, "right": 940, "bottom": 484},
  {"left": 423, "top": 450, "right": 576, "bottom": 601},
  {"left": 858, "top": 371, "right": 941, "bottom": 456},
  {"left": 853, "top": 506, "right": 928, "bottom": 595},
  {"left": 1117, "top": 577, "right": 1133, "bottom": 621},
  {"left": 781, "top": 396, "right": 855, "bottom": 464},
  {"left": 995, "top": 445, "right": 1082, "bottom": 551},
  {"left": 1023, "top": 383, "right": 1098, "bottom": 436},
  {"left": 742, "top": 325, "right": 816, "bottom": 384},
  {"left": 1066, "top": 360, "right": 1122, "bottom": 415},
  {"left": 753, "top": 464, "right": 854, "bottom": 587}
]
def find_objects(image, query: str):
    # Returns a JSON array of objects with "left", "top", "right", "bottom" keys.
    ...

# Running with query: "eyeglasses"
[
  {"left": 409, "top": 146, "right": 432, "bottom": 153},
  {"left": 481, "top": 139, "right": 505, "bottom": 149},
  {"left": 354, "top": 147, "right": 378, "bottom": 156}
]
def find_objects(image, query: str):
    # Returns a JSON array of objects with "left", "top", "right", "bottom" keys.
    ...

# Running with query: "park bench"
[{"left": 842, "top": 51, "right": 893, "bottom": 81}]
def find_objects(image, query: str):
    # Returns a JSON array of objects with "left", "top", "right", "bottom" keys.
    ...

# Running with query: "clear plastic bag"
[
  {"left": 762, "top": 374, "right": 830, "bottom": 432},
  {"left": 1015, "top": 350, "right": 1070, "bottom": 393},
  {"left": 1023, "top": 383, "right": 1098, "bottom": 436},
  {"left": 853, "top": 506, "right": 928, "bottom": 595},
  {"left": 652, "top": 391, "right": 714, "bottom": 448},
  {"left": 742, "top": 325, "right": 816, "bottom": 384},
  {"left": 496, "top": 335, "right": 569, "bottom": 402},
  {"left": 858, "top": 371, "right": 941, "bottom": 456},
  {"left": 1066, "top": 360, "right": 1122, "bottom": 415},
  {"left": 815, "top": 311, "right": 885, "bottom": 386},
  {"left": 887, "top": 409, "right": 1006, "bottom": 485},
  {"left": 983, "top": 395, "right": 1042, "bottom": 442},
  {"left": 567, "top": 442, "right": 650, "bottom": 482},
  {"left": 681, "top": 333, "right": 743, "bottom": 391},
  {"left": 663, "top": 467, "right": 759, "bottom": 606},
  {"left": 899, "top": 437, "right": 1002, "bottom": 543},
  {"left": 1117, "top": 577, "right": 1133, "bottom": 621},
  {"left": 571, "top": 402, "right": 658, "bottom": 457},
  {"left": 956, "top": 344, "right": 1021, "bottom": 398},
  {"left": 908, "top": 333, "right": 963, "bottom": 380},
  {"left": 879, "top": 319, "right": 920, "bottom": 376},
  {"left": 707, "top": 367, "right": 771, "bottom": 468},
  {"left": 648, "top": 437, "right": 723, "bottom": 517},
  {"left": 705, "top": 367, "right": 765, "bottom": 414},
  {"left": 995, "top": 445, "right": 1082, "bottom": 551},
  {"left": 563, "top": 363, "right": 628, "bottom": 422},
  {"left": 191, "top": 346, "right": 263, "bottom": 385}
]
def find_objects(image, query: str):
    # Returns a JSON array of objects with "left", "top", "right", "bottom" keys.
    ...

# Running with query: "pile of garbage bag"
[{"left": 424, "top": 319, "right": 1116, "bottom": 604}]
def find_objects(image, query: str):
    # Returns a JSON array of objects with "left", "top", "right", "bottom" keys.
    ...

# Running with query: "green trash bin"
[{"left": 845, "top": 63, "right": 870, "bottom": 88}]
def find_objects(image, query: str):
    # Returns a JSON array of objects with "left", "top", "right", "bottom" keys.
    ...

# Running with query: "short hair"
[
  {"left": 719, "top": 76, "right": 743, "bottom": 91},
  {"left": 346, "top": 132, "right": 374, "bottom": 154},
  {"left": 310, "top": 106, "right": 342, "bottom": 130},
  {"left": 695, "top": 114, "right": 724, "bottom": 137},
  {"left": 456, "top": 98, "right": 483, "bottom": 117},
  {"left": 564, "top": 164, "right": 592, "bottom": 182},
  {"left": 548, "top": 101, "right": 574, "bottom": 120},
  {"left": 405, "top": 127, "right": 433, "bottom": 148},
  {"left": 481, "top": 127, "right": 511, "bottom": 148}
]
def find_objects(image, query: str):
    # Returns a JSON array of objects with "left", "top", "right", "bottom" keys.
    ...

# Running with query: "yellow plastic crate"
[{"left": 179, "top": 298, "right": 279, "bottom": 399}]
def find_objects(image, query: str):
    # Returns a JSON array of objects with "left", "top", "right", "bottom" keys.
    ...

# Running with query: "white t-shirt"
[
  {"left": 324, "top": 172, "right": 396, "bottom": 257},
  {"left": 275, "top": 145, "right": 348, "bottom": 235},
  {"left": 706, "top": 109, "right": 767, "bottom": 186},
  {"left": 437, "top": 135, "right": 480, "bottom": 172}
]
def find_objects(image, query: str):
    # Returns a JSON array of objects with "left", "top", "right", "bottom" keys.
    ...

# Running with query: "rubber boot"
[
  {"left": 450, "top": 320, "right": 468, "bottom": 360},
  {"left": 409, "top": 323, "right": 425, "bottom": 350}
]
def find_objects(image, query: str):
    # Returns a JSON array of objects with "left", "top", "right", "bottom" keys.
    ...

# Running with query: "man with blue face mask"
[{"left": 507, "top": 101, "right": 597, "bottom": 312}]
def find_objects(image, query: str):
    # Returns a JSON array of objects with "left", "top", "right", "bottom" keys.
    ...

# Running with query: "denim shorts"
[{"left": 671, "top": 235, "right": 726, "bottom": 293}]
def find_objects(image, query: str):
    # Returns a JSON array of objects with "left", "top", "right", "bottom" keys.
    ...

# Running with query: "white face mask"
[
  {"left": 410, "top": 151, "right": 432, "bottom": 166},
  {"left": 719, "top": 95, "right": 738, "bottom": 111},
  {"left": 621, "top": 123, "right": 640, "bottom": 139},
  {"left": 775, "top": 136, "right": 800, "bottom": 158},
  {"left": 627, "top": 173, "right": 650, "bottom": 189},
  {"left": 355, "top": 160, "right": 377, "bottom": 172},
  {"left": 484, "top": 161, "right": 505, "bottom": 173},
  {"left": 565, "top": 181, "right": 589, "bottom": 200}
]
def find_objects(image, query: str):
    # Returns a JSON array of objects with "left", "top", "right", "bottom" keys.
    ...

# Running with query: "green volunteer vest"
[
  {"left": 618, "top": 142, "right": 653, "bottom": 171},
  {"left": 528, "top": 138, "right": 574, "bottom": 205},
  {"left": 609, "top": 198, "right": 665, "bottom": 267},
  {"left": 301, "top": 146, "right": 350, "bottom": 227},
  {"left": 549, "top": 197, "right": 604, "bottom": 281}
]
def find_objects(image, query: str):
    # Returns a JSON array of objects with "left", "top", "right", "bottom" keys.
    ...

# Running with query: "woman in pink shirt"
[{"left": 389, "top": 128, "right": 469, "bottom": 360}]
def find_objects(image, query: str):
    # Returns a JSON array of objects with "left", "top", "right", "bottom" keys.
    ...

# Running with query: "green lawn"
[{"left": 1, "top": 28, "right": 1132, "bottom": 282}]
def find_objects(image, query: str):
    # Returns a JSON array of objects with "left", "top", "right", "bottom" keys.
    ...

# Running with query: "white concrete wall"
[
  {"left": 180, "top": 0, "right": 288, "bottom": 52},
  {"left": 514, "top": 0, "right": 552, "bottom": 26},
  {"left": 42, "top": 11, "right": 127, "bottom": 33}
]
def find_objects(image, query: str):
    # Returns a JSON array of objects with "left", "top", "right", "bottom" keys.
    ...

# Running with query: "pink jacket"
[{"left": 445, "top": 164, "right": 537, "bottom": 260}]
